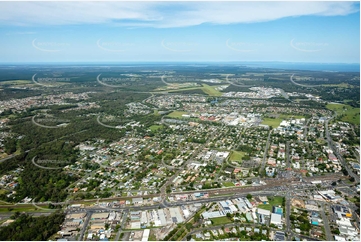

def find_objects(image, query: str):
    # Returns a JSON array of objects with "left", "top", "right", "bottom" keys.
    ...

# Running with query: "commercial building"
[{"left": 270, "top": 213, "right": 282, "bottom": 225}]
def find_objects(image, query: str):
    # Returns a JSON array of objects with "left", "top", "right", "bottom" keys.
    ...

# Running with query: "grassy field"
[
  {"left": 262, "top": 114, "right": 305, "bottom": 128},
  {"left": 257, "top": 196, "right": 284, "bottom": 211},
  {"left": 229, "top": 151, "right": 246, "bottom": 162},
  {"left": 0, "top": 80, "right": 32, "bottom": 85},
  {"left": 223, "top": 182, "right": 235, "bottom": 187},
  {"left": 167, "top": 111, "right": 188, "bottom": 118},
  {"left": 201, "top": 84, "right": 223, "bottom": 96},
  {"left": 210, "top": 216, "right": 232, "bottom": 225},
  {"left": 326, "top": 103, "right": 360, "bottom": 125},
  {"left": 261, "top": 118, "right": 282, "bottom": 128},
  {"left": 0, "top": 204, "right": 52, "bottom": 213},
  {"left": 149, "top": 125, "right": 163, "bottom": 132},
  {"left": 165, "top": 84, "right": 223, "bottom": 96}
]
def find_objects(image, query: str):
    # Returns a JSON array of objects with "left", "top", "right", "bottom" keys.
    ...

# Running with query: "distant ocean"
[
  {"left": 240, "top": 62, "right": 360, "bottom": 72},
  {"left": 2, "top": 62, "right": 360, "bottom": 72}
]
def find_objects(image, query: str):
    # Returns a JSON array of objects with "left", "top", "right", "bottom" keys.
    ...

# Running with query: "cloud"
[{"left": 0, "top": 1, "right": 358, "bottom": 28}]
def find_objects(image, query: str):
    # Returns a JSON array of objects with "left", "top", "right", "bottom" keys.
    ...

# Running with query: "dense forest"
[{"left": 0, "top": 211, "right": 65, "bottom": 241}]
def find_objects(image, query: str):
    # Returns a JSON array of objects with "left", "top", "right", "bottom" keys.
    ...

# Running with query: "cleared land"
[
  {"left": 257, "top": 196, "right": 284, "bottom": 211},
  {"left": 229, "top": 151, "right": 246, "bottom": 162},
  {"left": 326, "top": 103, "right": 360, "bottom": 125},
  {"left": 210, "top": 216, "right": 232, "bottom": 225},
  {"left": 149, "top": 125, "right": 163, "bottom": 132},
  {"left": 261, "top": 118, "right": 282, "bottom": 128},
  {"left": 223, "top": 182, "right": 235, "bottom": 187},
  {"left": 167, "top": 111, "right": 188, "bottom": 118},
  {"left": 201, "top": 84, "right": 223, "bottom": 96},
  {"left": 262, "top": 114, "right": 306, "bottom": 128},
  {"left": 165, "top": 84, "right": 223, "bottom": 96}
]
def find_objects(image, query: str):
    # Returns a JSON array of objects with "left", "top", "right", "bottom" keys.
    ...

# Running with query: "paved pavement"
[
  {"left": 115, "top": 209, "right": 129, "bottom": 241},
  {"left": 325, "top": 118, "right": 359, "bottom": 183},
  {"left": 259, "top": 130, "right": 271, "bottom": 175},
  {"left": 78, "top": 211, "right": 93, "bottom": 241},
  {"left": 319, "top": 203, "right": 333, "bottom": 241}
]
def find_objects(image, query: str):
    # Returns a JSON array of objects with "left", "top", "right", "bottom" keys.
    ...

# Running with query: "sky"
[{"left": 0, "top": 1, "right": 359, "bottom": 63}]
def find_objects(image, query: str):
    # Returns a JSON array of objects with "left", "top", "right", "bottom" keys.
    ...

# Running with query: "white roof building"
[
  {"left": 202, "top": 211, "right": 226, "bottom": 219},
  {"left": 334, "top": 235, "right": 346, "bottom": 241},
  {"left": 257, "top": 208, "right": 271, "bottom": 216},
  {"left": 270, "top": 213, "right": 282, "bottom": 225}
]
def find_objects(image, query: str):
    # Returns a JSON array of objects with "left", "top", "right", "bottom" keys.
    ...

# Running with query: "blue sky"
[{"left": 0, "top": 1, "right": 359, "bottom": 63}]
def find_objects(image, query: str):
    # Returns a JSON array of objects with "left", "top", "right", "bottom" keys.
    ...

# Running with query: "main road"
[
  {"left": 259, "top": 130, "right": 272, "bottom": 175},
  {"left": 325, "top": 118, "right": 359, "bottom": 183},
  {"left": 319, "top": 202, "right": 333, "bottom": 241}
]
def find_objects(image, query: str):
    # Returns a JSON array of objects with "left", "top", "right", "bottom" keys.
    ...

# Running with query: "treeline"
[{"left": 0, "top": 211, "right": 65, "bottom": 241}]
